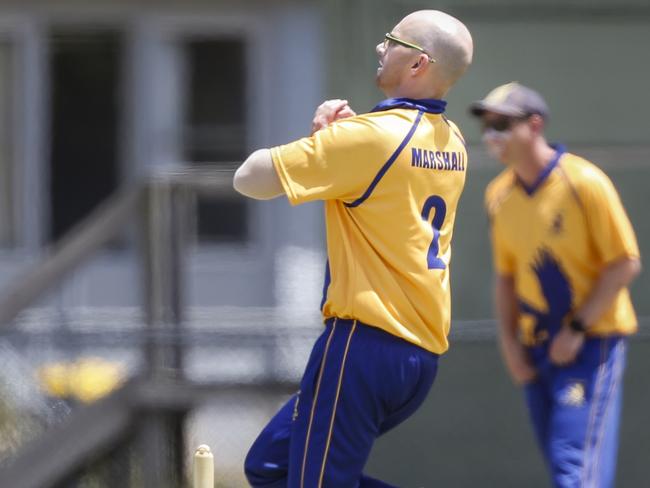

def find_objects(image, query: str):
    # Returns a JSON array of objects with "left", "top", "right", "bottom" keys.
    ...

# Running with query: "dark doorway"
[{"left": 49, "top": 31, "right": 121, "bottom": 242}]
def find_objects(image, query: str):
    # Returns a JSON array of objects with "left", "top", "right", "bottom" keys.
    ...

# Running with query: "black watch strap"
[{"left": 568, "top": 317, "right": 587, "bottom": 333}]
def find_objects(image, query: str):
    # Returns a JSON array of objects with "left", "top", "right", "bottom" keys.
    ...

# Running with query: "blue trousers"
[
  {"left": 525, "top": 337, "right": 627, "bottom": 488},
  {"left": 245, "top": 318, "right": 439, "bottom": 488}
]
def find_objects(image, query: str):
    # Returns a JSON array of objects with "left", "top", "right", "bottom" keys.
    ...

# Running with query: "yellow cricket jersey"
[
  {"left": 485, "top": 147, "right": 640, "bottom": 345},
  {"left": 271, "top": 99, "right": 467, "bottom": 354}
]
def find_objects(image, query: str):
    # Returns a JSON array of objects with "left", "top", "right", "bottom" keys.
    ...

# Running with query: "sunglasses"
[
  {"left": 481, "top": 115, "right": 530, "bottom": 133},
  {"left": 383, "top": 32, "right": 436, "bottom": 64}
]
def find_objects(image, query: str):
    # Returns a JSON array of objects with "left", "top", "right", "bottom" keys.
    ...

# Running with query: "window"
[
  {"left": 48, "top": 31, "right": 122, "bottom": 242},
  {"left": 183, "top": 38, "right": 247, "bottom": 242}
]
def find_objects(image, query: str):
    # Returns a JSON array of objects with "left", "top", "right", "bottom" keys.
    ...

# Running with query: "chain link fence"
[{"left": 1, "top": 305, "right": 649, "bottom": 486}]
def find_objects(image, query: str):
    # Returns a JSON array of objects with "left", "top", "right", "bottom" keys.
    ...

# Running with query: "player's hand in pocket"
[
  {"left": 549, "top": 326, "right": 585, "bottom": 366},
  {"left": 311, "top": 99, "right": 356, "bottom": 135}
]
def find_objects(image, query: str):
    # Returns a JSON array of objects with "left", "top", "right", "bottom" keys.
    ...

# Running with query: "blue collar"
[
  {"left": 371, "top": 97, "right": 447, "bottom": 114},
  {"left": 518, "top": 144, "right": 566, "bottom": 196}
]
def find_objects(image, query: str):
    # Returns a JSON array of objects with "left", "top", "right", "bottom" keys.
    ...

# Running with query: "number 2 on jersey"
[{"left": 421, "top": 195, "right": 447, "bottom": 270}]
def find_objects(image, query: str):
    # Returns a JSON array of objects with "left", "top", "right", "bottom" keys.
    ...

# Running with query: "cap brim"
[
  {"left": 468, "top": 101, "right": 526, "bottom": 118},
  {"left": 469, "top": 102, "right": 487, "bottom": 117}
]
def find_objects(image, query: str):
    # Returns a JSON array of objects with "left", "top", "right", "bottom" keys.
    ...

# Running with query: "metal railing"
[{"left": 0, "top": 167, "right": 294, "bottom": 488}]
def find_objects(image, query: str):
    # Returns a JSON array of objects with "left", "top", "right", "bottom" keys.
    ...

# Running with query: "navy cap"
[{"left": 469, "top": 82, "right": 549, "bottom": 119}]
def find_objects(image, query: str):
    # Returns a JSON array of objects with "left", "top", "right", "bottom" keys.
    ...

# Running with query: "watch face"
[{"left": 570, "top": 318, "right": 586, "bottom": 333}]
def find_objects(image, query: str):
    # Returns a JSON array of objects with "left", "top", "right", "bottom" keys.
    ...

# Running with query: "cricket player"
[
  {"left": 473, "top": 82, "right": 641, "bottom": 488},
  {"left": 234, "top": 10, "right": 473, "bottom": 488}
]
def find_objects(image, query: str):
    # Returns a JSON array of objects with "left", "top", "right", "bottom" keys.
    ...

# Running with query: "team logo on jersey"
[
  {"left": 560, "top": 381, "right": 586, "bottom": 407},
  {"left": 519, "top": 248, "right": 573, "bottom": 344},
  {"left": 550, "top": 213, "right": 564, "bottom": 235}
]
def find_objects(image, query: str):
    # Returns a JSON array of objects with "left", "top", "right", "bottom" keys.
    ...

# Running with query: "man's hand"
[
  {"left": 501, "top": 339, "right": 537, "bottom": 385},
  {"left": 495, "top": 274, "right": 537, "bottom": 386},
  {"left": 311, "top": 99, "right": 357, "bottom": 135},
  {"left": 549, "top": 326, "right": 585, "bottom": 366}
]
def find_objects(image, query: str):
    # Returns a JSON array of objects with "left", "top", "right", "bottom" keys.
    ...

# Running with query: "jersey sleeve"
[
  {"left": 579, "top": 167, "right": 640, "bottom": 263},
  {"left": 270, "top": 116, "right": 384, "bottom": 205}
]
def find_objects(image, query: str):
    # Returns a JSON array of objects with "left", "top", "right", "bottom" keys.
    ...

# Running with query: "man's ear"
[
  {"left": 411, "top": 53, "right": 428, "bottom": 72},
  {"left": 529, "top": 114, "right": 546, "bottom": 134}
]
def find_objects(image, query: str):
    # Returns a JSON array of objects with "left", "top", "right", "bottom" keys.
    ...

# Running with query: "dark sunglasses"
[{"left": 481, "top": 115, "right": 530, "bottom": 133}]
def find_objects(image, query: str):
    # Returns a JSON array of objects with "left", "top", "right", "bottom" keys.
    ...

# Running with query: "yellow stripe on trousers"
[
  {"left": 300, "top": 319, "right": 337, "bottom": 488},
  {"left": 318, "top": 321, "right": 357, "bottom": 487}
]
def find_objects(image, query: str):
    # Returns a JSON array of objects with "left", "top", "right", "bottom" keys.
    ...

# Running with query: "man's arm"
[
  {"left": 573, "top": 257, "right": 641, "bottom": 326},
  {"left": 495, "top": 274, "right": 537, "bottom": 385},
  {"left": 233, "top": 99, "right": 356, "bottom": 201},
  {"left": 233, "top": 148, "right": 284, "bottom": 200},
  {"left": 549, "top": 256, "right": 641, "bottom": 365}
]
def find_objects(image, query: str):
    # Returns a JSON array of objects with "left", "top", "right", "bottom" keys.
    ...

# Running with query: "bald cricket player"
[{"left": 235, "top": 10, "right": 473, "bottom": 488}]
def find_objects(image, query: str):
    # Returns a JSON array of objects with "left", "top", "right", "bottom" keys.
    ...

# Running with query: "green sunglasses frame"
[{"left": 384, "top": 32, "right": 436, "bottom": 64}]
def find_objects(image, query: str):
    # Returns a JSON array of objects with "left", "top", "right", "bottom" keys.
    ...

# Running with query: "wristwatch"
[{"left": 568, "top": 317, "right": 587, "bottom": 334}]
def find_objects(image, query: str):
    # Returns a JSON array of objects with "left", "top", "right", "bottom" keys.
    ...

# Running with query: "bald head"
[{"left": 395, "top": 10, "right": 473, "bottom": 96}]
